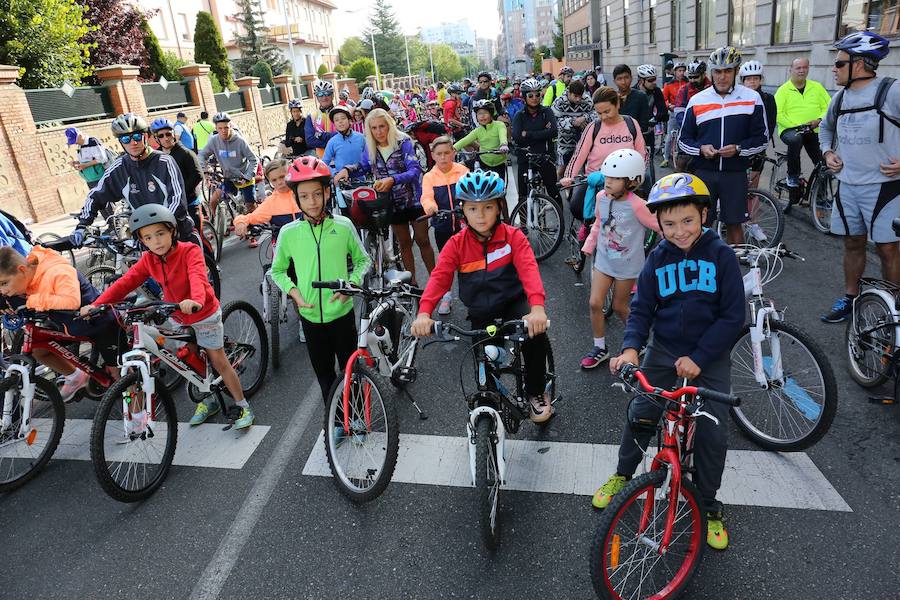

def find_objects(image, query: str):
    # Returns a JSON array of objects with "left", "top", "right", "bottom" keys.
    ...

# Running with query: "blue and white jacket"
[{"left": 677, "top": 84, "right": 769, "bottom": 173}]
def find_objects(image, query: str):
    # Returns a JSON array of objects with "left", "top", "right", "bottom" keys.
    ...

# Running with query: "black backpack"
[{"left": 832, "top": 77, "right": 899, "bottom": 144}]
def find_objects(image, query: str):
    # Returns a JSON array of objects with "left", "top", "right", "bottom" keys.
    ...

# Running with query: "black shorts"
[
  {"left": 390, "top": 205, "right": 426, "bottom": 225},
  {"left": 696, "top": 169, "right": 749, "bottom": 225}
]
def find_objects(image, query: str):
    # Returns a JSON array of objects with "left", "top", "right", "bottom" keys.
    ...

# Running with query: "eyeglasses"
[
  {"left": 119, "top": 133, "right": 144, "bottom": 144},
  {"left": 834, "top": 60, "right": 850, "bottom": 68},
  {"left": 155, "top": 131, "right": 174, "bottom": 139},
  {"left": 478, "top": 79, "right": 491, "bottom": 84},
  {"left": 645, "top": 77, "right": 657, "bottom": 83},
  {"left": 525, "top": 92, "right": 542, "bottom": 99}
]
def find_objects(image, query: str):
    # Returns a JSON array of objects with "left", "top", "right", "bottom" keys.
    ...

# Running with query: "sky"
[{"left": 334, "top": 0, "right": 501, "bottom": 45}]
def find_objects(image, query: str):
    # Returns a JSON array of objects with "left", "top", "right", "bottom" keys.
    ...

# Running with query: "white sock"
[
  {"left": 594, "top": 337, "right": 605, "bottom": 350},
  {"left": 235, "top": 399, "right": 249, "bottom": 409}
]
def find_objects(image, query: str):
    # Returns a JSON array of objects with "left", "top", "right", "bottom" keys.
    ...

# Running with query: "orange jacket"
[
  {"left": 420, "top": 162, "right": 469, "bottom": 217},
  {"left": 24, "top": 246, "right": 81, "bottom": 311},
  {"left": 233, "top": 189, "right": 301, "bottom": 231}
]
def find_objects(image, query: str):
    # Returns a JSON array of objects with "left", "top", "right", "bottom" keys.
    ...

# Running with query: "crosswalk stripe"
[{"left": 302, "top": 432, "right": 852, "bottom": 512}]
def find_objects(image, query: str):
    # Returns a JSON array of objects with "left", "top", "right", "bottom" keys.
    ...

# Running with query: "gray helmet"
[
  {"left": 212, "top": 112, "right": 231, "bottom": 123},
  {"left": 130, "top": 203, "right": 177, "bottom": 236},
  {"left": 313, "top": 80, "right": 334, "bottom": 97},
  {"left": 111, "top": 113, "right": 148, "bottom": 136},
  {"left": 361, "top": 87, "right": 375, "bottom": 100},
  {"left": 288, "top": 99, "right": 303, "bottom": 110}
]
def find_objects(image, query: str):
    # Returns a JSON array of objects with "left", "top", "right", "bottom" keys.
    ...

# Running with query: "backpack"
[
  {"left": 568, "top": 116, "right": 639, "bottom": 220},
  {"left": 0, "top": 209, "right": 33, "bottom": 245},
  {"left": 832, "top": 77, "right": 899, "bottom": 144}
]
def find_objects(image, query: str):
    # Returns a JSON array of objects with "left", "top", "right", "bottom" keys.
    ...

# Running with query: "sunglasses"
[
  {"left": 525, "top": 92, "right": 542, "bottom": 99},
  {"left": 478, "top": 79, "right": 491, "bottom": 84},
  {"left": 315, "top": 91, "right": 332, "bottom": 97},
  {"left": 688, "top": 76, "right": 701, "bottom": 81},
  {"left": 834, "top": 60, "right": 850, "bottom": 68},
  {"left": 119, "top": 133, "right": 144, "bottom": 144},
  {"left": 155, "top": 131, "right": 174, "bottom": 139},
  {"left": 645, "top": 77, "right": 657, "bottom": 83}
]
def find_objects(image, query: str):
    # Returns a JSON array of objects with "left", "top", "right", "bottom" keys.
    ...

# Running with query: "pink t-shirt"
[{"left": 564, "top": 117, "right": 647, "bottom": 178}]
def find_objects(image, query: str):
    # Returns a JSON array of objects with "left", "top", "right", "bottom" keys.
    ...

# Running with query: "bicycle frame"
[
  {"left": 122, "top": 321, "right": 217, "bottom": 394},
  {"left": 850, "top": 279, "right": 900, "bottom": 360}
]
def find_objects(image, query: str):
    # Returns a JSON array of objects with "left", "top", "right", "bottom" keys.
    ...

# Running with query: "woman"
[
  {"left": 335, "top": 108, "right": 435, "bottom": 287},
  {"left": 584, "top": 72, "right": 602, "bottom": 98}
]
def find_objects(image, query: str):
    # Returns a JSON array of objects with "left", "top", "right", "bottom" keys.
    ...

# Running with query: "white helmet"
[
  {"left": 313, "top": 80, "right": 334, "bottom": 97},
  {"left": 739, "top": 60, "right": 763, "bottom": 79},
  {"left": 636, "top": 64, "right": 657, "bottom": 79},
  {"left": 600, "top": 149, "right": 645, "bottom": 183}
]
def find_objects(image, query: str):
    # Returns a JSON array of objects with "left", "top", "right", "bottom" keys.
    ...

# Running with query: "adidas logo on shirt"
[{"left": 596, "top": 135, "right": 634, "bottom": 144}]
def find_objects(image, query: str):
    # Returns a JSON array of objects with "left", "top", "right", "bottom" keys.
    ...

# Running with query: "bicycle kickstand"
[{"left": 400, "top": 387, "right": 428, "bottom": 420}]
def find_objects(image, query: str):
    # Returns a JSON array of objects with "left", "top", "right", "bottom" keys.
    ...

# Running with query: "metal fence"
[
  {"left": 259, "top": 86, "right": 281, "bottom": 106},
  {"left": 214, "top": 91, "right": 246, "bottom": 113},
  {"left": 142, "top": 81, "right": 192, "bottom": 111},
  {"left": 25, "top": 86, "right": 114, "bottom": 126},
  {"left": 294, "top": 83, "right": 309, "bottom": 100}
]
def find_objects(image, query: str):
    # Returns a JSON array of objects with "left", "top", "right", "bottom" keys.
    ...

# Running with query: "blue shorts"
[
  {"left": 221, "top": 180, "right": 257, "bottom": 206},
  {"left": 696, "top": 169, "right": 749, "bottom": 225},
  {"left": 832, "top": 179, "right": 900, "bottom": 243}
]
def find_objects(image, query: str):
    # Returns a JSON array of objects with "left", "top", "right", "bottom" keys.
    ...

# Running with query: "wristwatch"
[{"left": 734, "top": 144, "right": 742, "bottom": 154}]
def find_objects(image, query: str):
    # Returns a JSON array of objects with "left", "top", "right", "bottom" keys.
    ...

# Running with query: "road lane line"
[
  {"left": 302, "top": 432, "right": 852, "bottom": 512},
  {"left": 189, "top": 386, "right": 321, "bottom": 600}
]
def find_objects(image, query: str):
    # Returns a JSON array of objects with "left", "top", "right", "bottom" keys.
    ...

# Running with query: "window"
[
  {"left": 696, "top": 0, "right": 716, "bottom": 49},
  {"left": 151, "top": 12, "right": 168, "bottom": 40},
  {"left": 649, "top": 0, "right": 657, "bottom": 44},
  {"left": 671, "top": 0, "right": 688, "bottom": 49},
  {"left": 179, "top": 13, "right": 192, "bottom": 41},
  {"left": 729, "top": 0, "right": 755, "bottom": 46},
  {"left": 606, "top": 5, "right": 612, "bottom": 48},
  {"left": 623, "top": 0, "right": 630, "bottom": 46},
  {"left": 839, "top": 0, "right": 900, "bottom": 37},
  {"left": 772, "top": 0, "right": 811, "bottom": 43}
]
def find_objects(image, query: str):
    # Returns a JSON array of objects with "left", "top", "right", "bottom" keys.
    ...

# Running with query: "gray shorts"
[
  {"left": 170, "top": 309, "right": 225, "bottom": 350},
  {"left": 831, "top": 179, "right": 900, "bottom": 243}
]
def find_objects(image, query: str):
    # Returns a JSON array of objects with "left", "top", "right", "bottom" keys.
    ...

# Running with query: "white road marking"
[{"left": 302, "top": 432, "right": 852, "bottom": 512}]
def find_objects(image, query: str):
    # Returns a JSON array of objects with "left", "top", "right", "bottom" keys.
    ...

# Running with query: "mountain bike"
[
  {"left": 249, "top": 223, "right": 299, "bottom": 370},
  {"left": 88, "top": 299, "right": 267, "bottom": 502},
  {"left": 510, "top": 149, "right": 564, "bottom": 261},
  {"left": 728, "top": 245, "right": 837, "bottom": 450},
  {"left": 590, "top": 363, "right": 740, "bottom": 600},
  {"left": 845, "top": 276, "right": 900, "bottom": 403},
  {"left": 425, "top": 318, "right": 557, "bottom": 550}
]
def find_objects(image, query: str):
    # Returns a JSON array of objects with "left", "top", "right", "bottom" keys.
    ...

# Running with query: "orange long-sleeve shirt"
[
  {"left": 24, "top": 246, "right": 81, "bottom": 311},
  {"left": 233, "top": 189, "right": 301, "bottom": 231}
]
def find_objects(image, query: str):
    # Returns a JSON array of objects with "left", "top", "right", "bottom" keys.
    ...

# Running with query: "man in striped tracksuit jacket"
[{"left": 678, "top": 47, "right": 769, "bottom": 245}]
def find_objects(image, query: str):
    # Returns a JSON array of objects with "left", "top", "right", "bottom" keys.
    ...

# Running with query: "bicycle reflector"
[{"left": 486, "top": 325, "right": 498, "bottom": 337}]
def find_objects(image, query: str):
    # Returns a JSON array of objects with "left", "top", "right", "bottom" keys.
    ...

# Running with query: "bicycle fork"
[
  {"left": 1, "top": 363, "right": 35, "bottom": 440},
  {"left": 750, "top": 306, "right": 784, "bottom": 388},
  {"left": 467, "top": 406, "right": 507, "bottom": 486}
]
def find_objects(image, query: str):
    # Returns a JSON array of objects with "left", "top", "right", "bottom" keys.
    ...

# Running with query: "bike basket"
[{"left": 348, "top": 186, "right": 393, "bottom": 229}]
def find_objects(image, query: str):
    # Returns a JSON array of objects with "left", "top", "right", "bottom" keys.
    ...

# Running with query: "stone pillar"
[
  {"left": 365, "top": 75, "right": 378, "bottom": 91},
  {"left": 178, "top": 63, "right": 216, "bottom": 115},
  {"left": 300, "top": 73, "right": 317, "bottom": 99},
  {"left": 273, "top": 74, "right": 293, "bottom": 104},
  {"left": 94, "top": 64, "right": 147, "bottom": 116},
  {"left": 323, "top": 72, "right": 338, "bottom": 90},
  {"left": 337, "top": 78, "right": 359, "bottom": 101},
  {"left": 235, "top": 76, "right": 262, "bottom": 147}
]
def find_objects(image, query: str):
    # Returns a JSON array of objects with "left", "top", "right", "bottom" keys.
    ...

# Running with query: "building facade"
[
  {"left": 421, "top": 20, "right": 478, "bottom": 46},
  {"left": 476, "top": 37, "right": 497, "bottom": 67},
  {"left": 499, "top": 0, "right": 562, "bottom": 74}
]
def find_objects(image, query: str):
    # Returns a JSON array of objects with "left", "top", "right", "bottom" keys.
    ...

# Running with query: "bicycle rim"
[
  {"left": 84, "top": 265, "right": 118, "bottom": 294},
  {"left": 222, "top": 301, "right": 268, "bottom": 398},
  {"left": 809, "top": 172, "right": 835, "bottom": 234},
  {"left": 846, "top": 293, "right": 894, "bottom": 388},
  {"left": 475, "top": 415, "right": 501, "bottom": 550},
  {"left": 745, "top": 189, "right": 784, "bottom": 247},
  {"left": 590, "top": 469, "right": 705, "bottom": 600},
  {"left": 511, "top": 194, "right": 563, "bottom": 261}
]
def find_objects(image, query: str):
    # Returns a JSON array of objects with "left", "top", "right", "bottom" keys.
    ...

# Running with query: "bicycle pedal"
[
  {"left": 396, "top": 367, "right": 417, "bottom": 384},
  {"left": 867, "top": 396, "right": 896, "bottom": 405}
]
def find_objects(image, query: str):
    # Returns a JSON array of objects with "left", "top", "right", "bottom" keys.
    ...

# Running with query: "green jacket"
[
  {"left": 542, "top": 80, "right": 566, "bottom": 107},
  {"left": 774, "top": 79, "right": 831, "bottom": 135},
  {"left": 271, "top": 214, "right": 371, "bottom": 324},
  {"left": 452, "top": 121, "right": 508, "bottom": 166},
  {"left": 192, "top": 119, "right": 215, "bottom": 151}
]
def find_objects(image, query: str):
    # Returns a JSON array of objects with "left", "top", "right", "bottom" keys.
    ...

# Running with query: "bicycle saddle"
[{"left": 383, "top": 269, "right": 412, "bottom": 285}]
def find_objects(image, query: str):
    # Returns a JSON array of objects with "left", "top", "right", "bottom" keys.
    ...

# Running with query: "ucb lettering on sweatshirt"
[{"left": 622, "top": 229, "right": 745, "bottom": 369}]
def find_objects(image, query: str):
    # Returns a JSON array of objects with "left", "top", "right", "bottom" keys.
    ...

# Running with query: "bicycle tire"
[
  {"left": 267, "top": 276, "right": 281, "bottom": 370},
  {"left": 808, "top": 169, "right": 835, "bottom": 234},
  {"left": 716, "top": 189, "right": 783, "bottom": 248},
  {"left": 84, "top": 265, "right": 118, "bottom": 294},
  {"left": 221, "top": 300, "right": 268, "bottom": 398},
  {"left": 35, "top": 233, "right": 77, "bottom": 268},
  {"left": 89, "top": 370, "right": 178, "bottom": 502},
  {"left": 730, "top": 319, "right": 837, "bottom": 451},
  {"left": 474, "top": 414, "right": 501, "bottom": 550},
  {"left": 201, "top": 220, "right": 222, "bottom": 263},
  {"left": 205, "top": 252, "right": 221, "bottom": 299},
  {"left": 385, "top": 300, "right": 420, "bottom": 390},
  {"left": 323, "top": 361, "right": 399, "bottom": 503},
  {"left": 768, "top": 155, "right": 788, "bottom": 205},
  {"left": 510, "top": 193, "right": 564, "bottom": 262},
  {"left": 590, "top": 469, "right": 705, "bottom": 600},
  {"left": 0, "top": 375, "right": 65, "bottom": 493},
  {"left": 846, "top": 292, "right": 895, "bottom": 388}
]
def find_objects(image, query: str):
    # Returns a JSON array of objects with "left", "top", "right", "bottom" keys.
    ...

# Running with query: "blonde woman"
[{"left": 335, "top": 108, "right": 434, "bottom": 286}]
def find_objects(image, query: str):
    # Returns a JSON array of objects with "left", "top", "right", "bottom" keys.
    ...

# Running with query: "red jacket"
[
  {"left": 94, "top": 241, "right": 218, "bottom": 324},
  {"left": 663, "top": 80, "right": 688, "bottom": 109},
  {"left": 420, "top": 223, "right": 546, "bottom": 319}
]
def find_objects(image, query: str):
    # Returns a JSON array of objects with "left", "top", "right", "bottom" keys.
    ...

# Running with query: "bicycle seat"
[{"left": 383, "top": 269, "right": 412, "bottom": 285}]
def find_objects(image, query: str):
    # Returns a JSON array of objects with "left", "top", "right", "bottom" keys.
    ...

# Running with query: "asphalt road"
[{"left": 2, "top": 163, "right": 899, "bottom": 600}]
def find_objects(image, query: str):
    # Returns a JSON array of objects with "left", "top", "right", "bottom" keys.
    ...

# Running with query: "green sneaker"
[
  {"left": 592, "top": 474, "right": 628, "bottom": 509},
  {"left": 234, "top": 406, "right": 255, "bottom": 429},
  {"left": 189, "top": 400, "right": 220, "bottom": 426},
  {"left": 706, "top": 503, "right": 729, "bottom": 550}
]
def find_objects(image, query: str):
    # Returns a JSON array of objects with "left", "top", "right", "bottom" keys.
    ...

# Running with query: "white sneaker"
[
  {"left": 59, "top": 369, "right": 89, "bottom": 403},
  {"left": 298, "top": 323, "right": 306, "bottom": 343},
  {"left": 747, "top": 223, "right": 768, "bottom": 243},
  {"left": 437, "top": 292, "right": 452, "bottom": 315}
]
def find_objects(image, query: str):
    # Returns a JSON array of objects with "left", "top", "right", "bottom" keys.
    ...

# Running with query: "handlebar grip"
[
  {"left": 311, "top": 280, "right": 341, "bottom": 289},
  {"left": 697, "top": 388, "right": 740, "bottom": 407}
]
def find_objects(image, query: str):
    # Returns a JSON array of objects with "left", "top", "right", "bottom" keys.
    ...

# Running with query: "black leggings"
[{"left": 300, "top": 311, "right": 358, "bottom": 404}]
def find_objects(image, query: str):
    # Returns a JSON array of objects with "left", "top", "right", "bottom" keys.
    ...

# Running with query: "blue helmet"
[
  {"left": 455, "top": 170, "right": 506, "bottom": 202},
  {"left": 149, "top": 118, "right": 173, "bottom": 133},
  {"left": 834, "top": 31, "right": 890, "bottom": 62}
]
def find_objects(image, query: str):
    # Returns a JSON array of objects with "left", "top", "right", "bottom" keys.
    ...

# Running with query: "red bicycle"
[{"left": 589, "top": 364, "right": 739, "bottom": 600}]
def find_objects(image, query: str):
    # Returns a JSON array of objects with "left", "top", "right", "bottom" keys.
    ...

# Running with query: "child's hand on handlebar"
[
  {"left": 610, "top": 349, "right": 640, "bottom": 374},
  {"left": 411, "top": 313, "right": 435, "bottom": 338},
  {"left": 79, "top": 305, "right": 96, "bottom": 318},
  {"left": 559, "top": 177, "right": 574, "bottom": 187},
  {"left": 234, "top": 222, "right": 248, "bottom": 237},
  {"left": 179, "top": 300, "right": 202, "bottom": 314},
  {"left": 523, "top": 306, "right": 548, "bottom": 337}
]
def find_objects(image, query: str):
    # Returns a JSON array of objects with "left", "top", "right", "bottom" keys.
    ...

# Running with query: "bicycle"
[
  {"left": 339, "top": 179, "right": 403, "bottom": 292},
  {"left": 424, "top": 318, "right": 557, "bottom": 550},
  {"left": 509, "top": 148, "right": 564, "bottom": 261},
  {"left": 712, "top": 185, "right": 784, "bottom": 248},
  {"left": 845, "top": 276, "right": 900, "bottom": 403},
  {"left": 311, "top": 277, "right": 425, "bottom": 503},
  {"left": 88, "top": 299, "right": 268, "bottom": 502},
  {"left": 728, "top": 245, "right": 837, "bottom": 450},
  {"left": 590, "top": 363, "right": 740, "bottom": 600}
]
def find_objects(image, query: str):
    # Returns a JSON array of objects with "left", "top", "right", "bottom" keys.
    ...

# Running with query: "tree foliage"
[
  {"left": 361, "top": 0, "right": 405, "bottom": 76},
  {"left": 0, "top": 0, "right": 93, "bottom": 88},
  {"left": 533, "top": 45, "right": 551, "bottom": 74},
  {"left": 141, "top": 17, "right": 166, "bottom": 80},
  {"left": 251, "top": 60, "right": 274, "bottom": 87},
  {"left": 339, "top": 37, "right": 367, "bottom": 65},
  {"left": 317, "top": 63, "right": 328, "bottom": 77},
  {"left": 232, "top": 0, "right": 288, "bottom": 77},
  {"left": 194, "top": 11, "right": 233, "bottom": 89},
  {"left": 429, "top": 44, "right": 463, "bottom": 82},
  {"left": 334, "top": 64, "right": 346, "bottom": 76},
  {"left": 348, "top": 57, "right": 375, "bottom": 83},
  {"left": 552, "top": 16, "right": 565, "bottom": 61},
  {"left": 79, "top": 0, "right": 149, "bottom": 81}
]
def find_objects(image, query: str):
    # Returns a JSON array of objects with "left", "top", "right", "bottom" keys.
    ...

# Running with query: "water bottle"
[
  {"left": 176, "top": 345, "right": 207, "bottom": 375},
  {"left": 484, "top": 345, "right": 511, "bottom": 368}
]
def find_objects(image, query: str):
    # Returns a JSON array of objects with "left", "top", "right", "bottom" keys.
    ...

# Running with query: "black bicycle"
[{"left": 510, "top": 149, "right": 564, "bottom": 261}]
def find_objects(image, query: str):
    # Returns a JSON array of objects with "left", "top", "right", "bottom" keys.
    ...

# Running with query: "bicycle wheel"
[
  {"left": 201, "top": 220, "right": 222, "bottom": 263},
  {"left": 745, "top": 189, "right": 784, "bottom": 247},
  {"left": 474, "top": 414, "right": 501, "bottom": 550},
  {"left": 808, "top": 169, "right": 835, "bottom": 234},
  {"left": 266, "top": 275, "right": 281, "bottom": 370},
  {"left": 89, "top": 370, "right": 177, "bottom": 502},
  {"left": 768, "top": 156, "right": 788, "bottom": 205},
  {"left": 323, "top": 361, "right": 398, "bottom": 503},
  {"left": 730, "top": 319, "right": 837, "bottom": 451},
  {"left": 221, "top": 300, "right": 268, "bottom": 398},
  {"left": 590, "top": 469, "right": 706, "bottom": 600},
  {"left": 0, "top": 375, "right": 65, "bottom": 493},
  {"left": 84, "top": 265, "right": 118, "bottom": 294},
  {"left": 35, "top": 233, "right": 77, "bottom": 268},
  {"left": 510, "top": 193, "right": 564, "bottom": 262},
  {"left": 846, "top": 292, "right": 895, "bottom": 388},
  {"left": 204, "top": 252, "right": 221, "bottom": 299},
  {"left": 383, "top": 302, "right": 420, "bottom": 389}
]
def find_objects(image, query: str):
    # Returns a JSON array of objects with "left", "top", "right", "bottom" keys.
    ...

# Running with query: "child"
[
  {"left": 420, "top": 136, "right": 469, "bottom": 315},
  {"left": 0, "top": 246, "right": 122, "bottom": 402},
  {"left": 580, "top": 149, "right": 660, "bottom": 369},
  {"left": 598, "top": 173, "right": 745, "bottom": 551},
  {"left": 351, "top": 108, "right": 366, "bottom": 134},
  {"left": 452, "top": 99, "right": 509, "bottom": 217},
  {"left": 84, "top": 204, "right": 254, "bottom": 429},
  {"left": 411, "top": 170, "right": 553, "bottom": 423},
  {"left": 270, "top": 156, "right": 371, "bottom": 403}
]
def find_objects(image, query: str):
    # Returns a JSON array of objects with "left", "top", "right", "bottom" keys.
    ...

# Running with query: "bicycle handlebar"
[
  {"left": 731, "top": 244, "right": 805, "bottom": 262},
  {"left": 618, "top": 363, "right": 740, "bottom": 407},
  {"left": 415, "top": 208, "right": 462, "bottom": 223},
  {"left": 431, "top": 318, "right": 549, "bottom": 339}
]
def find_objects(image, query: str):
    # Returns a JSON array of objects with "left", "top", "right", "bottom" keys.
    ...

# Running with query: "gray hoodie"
[{"left": 198, "top": 130, "right": 258, "bottom": 181}]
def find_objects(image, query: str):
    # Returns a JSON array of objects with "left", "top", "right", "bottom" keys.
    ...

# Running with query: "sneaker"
[
  {"left": 786, "top": 175, "right": 801, "bottom": 188},
  {"left": 821, "top": 296, "right": 852, "bottom": 323},
  {"left": 705, "top": 502, "right": 729, "bottom": 550},
  {"left": 529, "top": 393, "right": 553, "bottom": 423},
  {"left": 189, "top": 400, "right": 220, "bottom": 426},
  {"left": 659, "top": 159, "right": 670, "bottom": 168},
  {"left": 234, "top": 406, "right": 255, "bottom": 429},
  {"left": 298, "top": 323, "right": 306, "bottom": 343},
  {"left": 592, "top": 474, "right": 628, "bottom": 509},
  {"left": 59, "top": 369, "right": 89, "bottom": 403},
  {"left": 581, "top": 346, "right": 609, "bottom": 370},
  {"left": 437, "top": 292, "right": 452, "bottom": 315},
  {"left": 747, "top": 223, "right": 768, "bottom": 243},
  {"left": 248, "top": 236, "right": 259, "bottom": 249}
]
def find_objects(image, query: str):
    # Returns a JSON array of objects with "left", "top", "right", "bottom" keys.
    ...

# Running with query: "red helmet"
[{"left": 285, "top": 156, "right": 331, "bottom": 187}]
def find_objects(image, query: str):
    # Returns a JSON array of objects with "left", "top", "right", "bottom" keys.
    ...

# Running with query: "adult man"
[
  {"left": 774, "top": 58, "right": 831, "bottom": 188},
  {"left": 65, "top": 127, "right": 112, "bottom": 191},
  {"left": 661, "top": 61, "right": 688, "bottom": 167},
  {"left": 284, "top": 99, "right": 308, "bottom": 158},
  {"left": 819, "top": 32, "right": 900, "bottom": 323},
  {"left": 613, "top": 65, "right": 651, "bottom": 136},
  {"left": 442, "top": 83, "right": 466, "bottom": 140},
  {"left": 542, "top": 66, "right": 574, "bottom": 107},
  {"left": 198, "top": 112, "right": 260, "bottom": 247},
  {"left": 149, "top": 118, "right": 204, "bottom": 232},
  {"left": 673, "top": 61, "right": 711, "bottom": 171},
  {"left": 594, "top": 66, "right": 607, "bottom": 87},
  {"left": 636, "top": 64, "right": 668, "bottom": 180},
  {"left": 70, "top": 113, "right": 193, "bottom": 246},
  {"left": 678, "top": 47, "right": 768, "bottom": 245},
  {"left": 552, "top": 78, "right": 596, "bottom": 176},
  {"left": 173, "top": 112, "right": 195, "bottom": 150},
  {"left": 512, "top": 78, "right": 562, "bottom": 206},
  {"left": 473, "top": 71, "right": 504, "bottom": 120},
  {"left": 305, "top": 80, "right": 337, "bottom": 158},
  {"left": 192, "top": 111, "right": 215, "bottom": 151}
]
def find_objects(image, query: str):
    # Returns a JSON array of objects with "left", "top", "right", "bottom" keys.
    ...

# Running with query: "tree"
[
  {"left": 460, "top": 56, "right": 480, "bottom": 80},
  {"left": 533, "top": 44, "right": 551, "bottom": 74},
  {"left": 552, "top": 16, "right": 565, "bottom": 61},
  {"left": 362, "top": 0, "right": 405, "bottom": 76},
  {"left": 232, "top": 0, "right": 288, "bottom": 77},
  {"left": 252, "top": 60, "right": 274, "bottom": 87},
  {"left": 347, "top": 57, "right": 375, "bottom": 83},
  {"left": 0, "top": 0, "right": 92, "bottom": 88},
  {"left": 141, "top": 17, "right": 166, "bottom": 80},
  {"left": 429, "top": 44, "right": 463, "bottom": 82},
  {"left": 317, "top": 63, "right": 328, "bottom": 77},
  {"left": 194, "top": 11, "right": 233, "bottom": 89},
  {"left": 78, "top": 0, "right": 149, "bottom": 81},
  {"left": 334, "top": 64, "right": 346, "bottom": 76},
  {"left": 338, "top": 37, "right": 367, "bottom": 65}
]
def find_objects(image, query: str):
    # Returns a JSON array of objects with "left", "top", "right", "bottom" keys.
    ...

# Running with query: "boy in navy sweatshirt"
[{"left": 597, "top": 173, "right": 745, "bottom": 550}]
